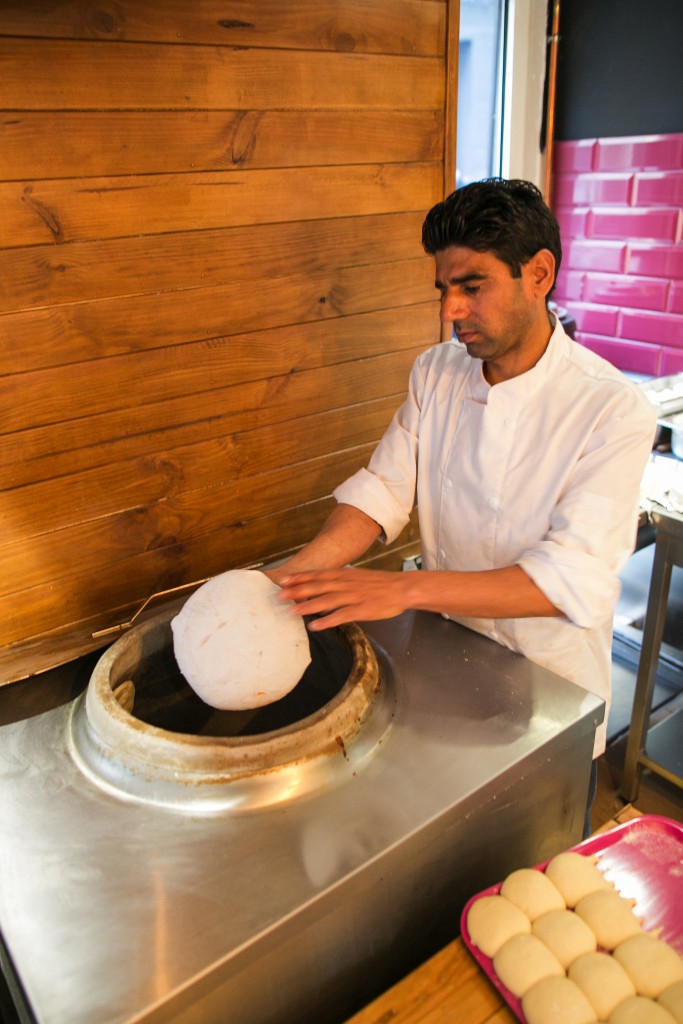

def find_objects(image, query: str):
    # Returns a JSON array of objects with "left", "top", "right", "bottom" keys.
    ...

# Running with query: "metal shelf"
[
  {"left": 640, "top": 708, "right": 683, "bottom": 787},
  {"left": 621, "top": 506, "right": 683, "bottom": 801}
]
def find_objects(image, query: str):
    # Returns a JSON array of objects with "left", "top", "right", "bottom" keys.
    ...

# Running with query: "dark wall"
[{"left": 555, "top": 0, "right": 683, "bottom": 140}]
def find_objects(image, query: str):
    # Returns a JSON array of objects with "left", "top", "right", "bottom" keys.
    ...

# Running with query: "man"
[{"left": 268, "top": 179, "right": 656, "bottom": 830}]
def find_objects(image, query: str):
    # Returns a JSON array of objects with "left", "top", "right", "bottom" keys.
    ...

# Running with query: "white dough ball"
[
  {"left": 545, "top": 851, "right": 613, "bottom": 908},
  {"left": 613, "top": 934, "right": 683, "bottom": 999},
  {"left": 500, "top": 867, "right": 566, "bottom": 921},
  {"left": 609, "top": 995, "right": 678, "bottom": 1024},
  {"left": 574, "top": 889, "right": 642, "bottom": 950},
  {"left": 171, "top": 570, "right": 312, "bottom": 710},
  {"left": 492, "top": 933, "right": 565, "bottom": 997},
  {"left": 466, "top": 894, "right": 531, "bottom": 957},
  {"left": 568, "top": 950, "right": 635, "bottom": 1019},
  {"left": 658, "top": 979, "right": 683, "bottom": 1024},
  {"left": 532, "top": 909, "right": 598, "bottom": 969},
  {"left": 522, "top": 976, "right": 597, "bottom": 1024}
]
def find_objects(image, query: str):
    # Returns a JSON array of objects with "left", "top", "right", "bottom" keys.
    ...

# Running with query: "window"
[
  {"left": 457, "top": 0, "right": 507, "bottom": 186},
  {"left": 457, "top": 0, "right": 550, "bottom": 190}
]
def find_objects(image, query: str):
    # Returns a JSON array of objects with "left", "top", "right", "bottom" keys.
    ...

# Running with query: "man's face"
[{"left": 434, "top": 245, "right": 551, "bottom": 382}]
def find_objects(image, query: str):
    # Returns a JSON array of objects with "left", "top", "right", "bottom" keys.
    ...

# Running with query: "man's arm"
[
  {"left": 264, "top": 504, "right": 383, "bottom": 586},
  {"left": 277, "top": 563, "right": 560, "bottom": 630}
]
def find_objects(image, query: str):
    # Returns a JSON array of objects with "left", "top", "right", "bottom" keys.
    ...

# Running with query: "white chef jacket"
[{"left": 334, "top": 317, "right": 657, "bottom": 756}]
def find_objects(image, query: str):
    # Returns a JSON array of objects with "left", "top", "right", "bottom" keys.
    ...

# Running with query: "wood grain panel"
[
  {"left": 0, "top": 0, "right": 456, "bottom": 672},
  {"left": 0, "top": 499, "right": 337, "bottom": 647},
  {"left": 1, "top": 109, "right": 443, "bottom": 182},
  {"left": 0, "top": 321, "right": 434, "bottom": 486},
  {"left": 0, "top": 257, "right": 436, "bottom": 380},
  {"left": 0, "top": 446, "right": 379, "bottom": 595},
  {"left": 0, "top": 213, "right": 427, "bottom": 314},
  {"left": 0, "top": 0, "right": 445, "bottom": 56},
  {"left": 0, "top": 396, "right": 401, "bottom": 539},
  {"left": 0, "top": 39, "right": 444, "bottom": 111},
  {"left": 0, "top": 345, "right": 425, "bottom": 489},
  {"left": 0, "top": 505, "right": 420, "bottom": 648},
  {"left": 0, "top": 533, "right": 423, "bottom": 682},
  {"left": 1, "top": 164, "right": 440, "bottom": 248}
]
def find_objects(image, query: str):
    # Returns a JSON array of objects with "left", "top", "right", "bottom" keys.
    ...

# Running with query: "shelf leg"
[{"left": 620, "top": 533, "right": 674, "bottom": 802}]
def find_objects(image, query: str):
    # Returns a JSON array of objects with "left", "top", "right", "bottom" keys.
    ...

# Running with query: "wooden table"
[{"left": 345, "top": 806, "right": 643, "bottom": 1024}]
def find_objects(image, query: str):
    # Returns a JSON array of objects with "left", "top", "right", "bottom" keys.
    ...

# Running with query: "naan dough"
[
  {"left": 613, "top": 934, "right": 683, "bottom": 999},
  {"left": 531, "top": 909, "right": 597, "bottom": 968},
  {"left": 658, "top": 979, "right": 683, "bottom": 1024},
  {"left": 492, "top": 933, "right": 564, "bottom": 997},
  {"left": 574, "top": 889, "right": 642, "bottom": 950},
  {"left": 544, "top": 851, "right": 612, "bottom": 907},
  {"left": 466, "top": 894, "right": 531, "bottom": 957},
  {"left": 521, "top": 976, "right": 597, "bottom": 1024},
  {"left": 609, "top": 995, "right": 678, "bottom": 1024},
  {"left": 171, "top": 570, "right": 312, "bottom": 710},
  {"left": 568, "top": 950, "right": 636, "bottom": 1019},
  {"left": 500, "top": 867, "right": 566, "bottom": 921}
]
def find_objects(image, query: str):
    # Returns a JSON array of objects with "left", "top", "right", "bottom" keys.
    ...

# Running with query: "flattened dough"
[
  {"left": 531, "top": 909, "right": 597, "bottom": 968},
  {"left": 613, "top": 934, "right": 683, "bottom": 999},
  {"left": 171, "top": 570, "right": 312, "bottom": 710},
  {"left": 574, "top": 889, "right": 642, "bottom": 950},
  {"left": 466, "top": 894, "right": 531, "bottom": 957},
  {"left": 609, "top": 995, "right": 678, "bottom": 1024},
  {"left": 492, "top": 933, "right": 564, "bottom": 997},
  {"left": 544, "top": 851, "right": 612, "bottom": 907},
  {"left": 521, "top": 976, "right": 597, "bottom": 1024},
  {"left": 658, "top": 979, "right": 683, "bottom": 1024},
  {"left": 568, "top": 950, "right": 635, "bottom": 1019},
  {"left": 500, "top": 867, "right": 565, "bottom": 921}
]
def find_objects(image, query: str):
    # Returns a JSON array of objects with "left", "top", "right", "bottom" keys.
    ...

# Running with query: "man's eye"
[{"left": 464, "top": 285, "right": 480, "bottom": 296}]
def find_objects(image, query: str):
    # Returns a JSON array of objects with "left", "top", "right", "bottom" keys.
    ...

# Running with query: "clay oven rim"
[{"left": 82, "top": 609, "right": 382, "bottom": 777}]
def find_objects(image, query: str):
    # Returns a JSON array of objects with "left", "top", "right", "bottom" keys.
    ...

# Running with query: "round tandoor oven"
[{"left": 69, "top": 608, "right": 390, "bottom": 811}]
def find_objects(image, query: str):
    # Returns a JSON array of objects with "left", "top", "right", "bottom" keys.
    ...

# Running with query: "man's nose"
[{"left": 440, "top": 291, "right": 468, "bottom": 323}]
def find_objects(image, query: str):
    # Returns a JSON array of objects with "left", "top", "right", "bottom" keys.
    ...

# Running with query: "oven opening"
[{"left": 121, "top": 624, "right": 355, "bottom": 737}]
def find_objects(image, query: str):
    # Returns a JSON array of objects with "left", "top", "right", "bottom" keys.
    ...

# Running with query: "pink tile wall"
[{"left": 552, "top": 133, "right": 683, "bottom": 376}]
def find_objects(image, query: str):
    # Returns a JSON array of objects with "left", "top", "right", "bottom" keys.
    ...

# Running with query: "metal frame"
[{"left": 621, "top": 507, "right": 683, "bottom": 801}]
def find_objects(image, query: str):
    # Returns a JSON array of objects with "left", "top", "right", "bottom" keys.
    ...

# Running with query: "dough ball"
[
  {"left": 574, "top": 890, "right": 642, "bottom": 950},
  {"left": 613, "top": 934, "right": 683, "bottom": 999},
  {"left": 492, "top": 933, "right": 565, "bottom": 997},
  {"left": 466, "top": 897, "right": 532, "bottom": 958},
  {"left": 466, "top": 894, "right": 531, "bottom": 957},
  {"left": 532, "top": 909, "right": 597, "bottom": 968},
  {"left": 500, "top": 867, "right": 566, "bottom": 921},
  {"left": 568, "top": 951, "right": 635, "bottom": 1019},
  {"left": 171, "top": 570, "right": 312, "bottom": 710},
  {"left": 609, "top": 995, "right": 678, "bottom": 1024},
  {"left": 522, "top": 976, "right": 597, "bottom": 1024},
  {"left": 545, "top": 851, "right": 613, "bottom": 908},
  {"left": 658, "top": 979, "right": 683, "bottom": 1024}
]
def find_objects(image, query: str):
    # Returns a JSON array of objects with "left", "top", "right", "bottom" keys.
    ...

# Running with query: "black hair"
[{"left": 421, "top": 178, "right": 562, "bottom": 290}]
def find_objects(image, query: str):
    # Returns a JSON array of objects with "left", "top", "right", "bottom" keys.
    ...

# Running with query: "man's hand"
[
  {"left": 278, "top": 568, "right": 410, "bottom": 630},
  {"left": 277, "top": 563, "right": 561, "bottom": 630}
]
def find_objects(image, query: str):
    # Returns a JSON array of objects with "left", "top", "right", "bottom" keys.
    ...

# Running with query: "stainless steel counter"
[{"left": 0, "top": 609, "right": 603, "bottom": 1024}]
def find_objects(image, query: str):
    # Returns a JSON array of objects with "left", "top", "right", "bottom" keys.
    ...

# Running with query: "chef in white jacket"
[{"left": 268, "top": 178, "right": 657, "bottom": 834}]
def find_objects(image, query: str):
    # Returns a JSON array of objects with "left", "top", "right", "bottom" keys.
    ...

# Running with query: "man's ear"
[{"left": 526, "top": 248, "right": 556, "bottom": 298}]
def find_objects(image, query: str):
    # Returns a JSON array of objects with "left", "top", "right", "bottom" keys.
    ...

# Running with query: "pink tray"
[{"left": 460, "top": 815, "right": 683, "bottom": 1024}]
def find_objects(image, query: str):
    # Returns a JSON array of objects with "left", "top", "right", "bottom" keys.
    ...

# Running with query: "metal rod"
[
  {"left": 543, "top": 0, "right": 561, "bottom": 205},
  {"left": 91, "top": 563, "right": 263, "bottom": 639}
]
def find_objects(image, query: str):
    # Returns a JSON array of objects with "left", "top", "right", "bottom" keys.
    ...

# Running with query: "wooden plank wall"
[{"left": 0, "top": 0, "right": 457, "bottom": 681}]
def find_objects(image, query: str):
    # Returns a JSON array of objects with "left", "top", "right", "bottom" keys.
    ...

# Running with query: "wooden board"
[
  {"left": 0, "top": 0, "right": 445, "bottom": 56},
  {"left": 0, "top": 0, "right": 456, "bottom": 673},
  {"left": 0, "top": 39, "right": 444, "bottom": 111}
]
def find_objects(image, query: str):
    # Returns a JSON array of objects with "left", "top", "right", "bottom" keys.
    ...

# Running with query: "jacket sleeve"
[
  {"left": 333, "top": 355, "right": 426, "bottom": 545},
  {"left": 517, "top": 386, "right": 657, "bottom": 628}
]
